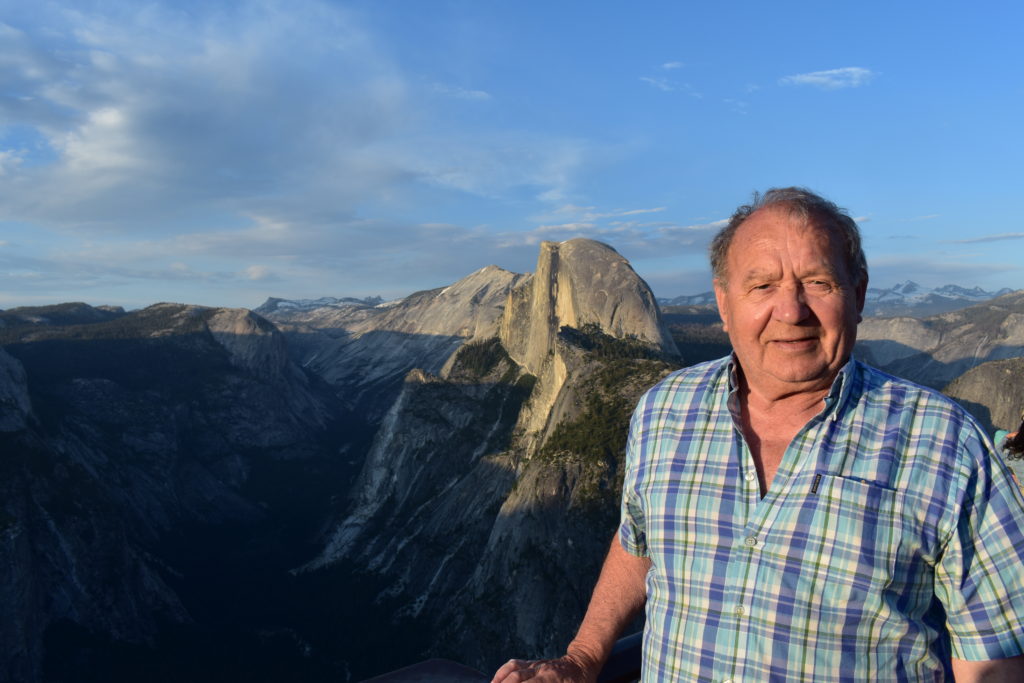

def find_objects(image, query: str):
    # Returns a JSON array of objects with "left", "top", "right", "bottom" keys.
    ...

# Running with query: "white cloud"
[
  {"left": 0, "top": 0, "right": 599, "bottom": 259},
  {"left": 661, "top": 61, "right": 684, "bottom": 70},
  {"left": 0, "top": 150, "right": 25, "bottom": 175},
  {"left": 431, "top": 83, "right": 492, "bottom": 100},
  {"left": 385, "top": 131, "right": 588, "bottom": 203},
  {"left": 503, "top": 213, "right": 726, "bottom": 255},
  {"left": 724, "top": 98, "right": 748, "bottom": 114},
  {"left": 949, "top": 232, "right": 1024, "bottom": 244},
  {"left": 0, "top": 1, "right": 419, "bottom": 231},
  {"left": 640, "top": 76, "right": 702, "bottom": 98},
  {"left": 615, "top": 207, "right": 667, "bottom": 217},
  {"left": 243, "top": 265, "right": 276, "bottom": 281},
  {"left": 0, "top": 3, "right": 608, "bottom": 234},
  {"left": 779, "top": 67, "right": 875, "bottom": 90},
  {"left": 640, "top": 76, "right": 675, "bottom": 92}
]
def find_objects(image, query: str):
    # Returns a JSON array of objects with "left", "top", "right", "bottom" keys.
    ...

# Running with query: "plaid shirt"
[{"left": 620, "top": 356, "right": 1024, "bottom": 682}]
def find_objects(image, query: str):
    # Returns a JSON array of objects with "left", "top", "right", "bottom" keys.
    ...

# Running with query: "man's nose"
[{"left": 773, "top": 284, "right": 810, "bottom": 323}]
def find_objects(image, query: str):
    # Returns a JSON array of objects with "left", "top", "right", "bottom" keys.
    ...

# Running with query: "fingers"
[
  {"left": 492, "top": 659, "right": 532, "bottom": 683},
  {"left": 492, "top": 657, "right": 585, "bottom": 683}
]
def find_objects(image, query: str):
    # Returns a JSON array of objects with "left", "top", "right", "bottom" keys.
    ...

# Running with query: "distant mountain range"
[
  {"left": 658, "top": 280, "right": 1016, "bottom": 318},
  {"left": 255, "top": 295, "right": 384, "bottom": 313}
]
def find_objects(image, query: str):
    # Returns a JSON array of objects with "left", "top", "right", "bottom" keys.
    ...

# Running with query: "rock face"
[
  {"left": 944, "top": 357, "right": 1024, "bottom": 435},
  {"left": 0, "top": 347, "right": 30, "bottom": 432},
  {"left": 261, "top": 265, "right": 531, "bottom": 422},
  {"left": 855, "top": 291, "right": 1024, "bottom": 389},
  {"left": 311, "top": 238, "right": 679, "bottom": 675},
  {"left": 0, "top": 303, "right": 353, "bottom": 682},
  {"left": 501, "top": 239, "right": 676, "bottom": 376}
]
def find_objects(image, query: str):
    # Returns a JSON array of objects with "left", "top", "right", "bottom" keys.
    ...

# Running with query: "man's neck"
[{"left": 736, "top": 370, "right": 834, "bottom": 496}]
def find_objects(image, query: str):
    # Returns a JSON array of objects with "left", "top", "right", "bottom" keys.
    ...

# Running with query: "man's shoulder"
[
  {"left": 855, "top": 359, "right": 950, "bottom": 400},
  {"left": 640, "top": 356, "right": 731, "bottom": 404},
  {"left": 852, "top": 358, "right": 978, "bottom": 424}
]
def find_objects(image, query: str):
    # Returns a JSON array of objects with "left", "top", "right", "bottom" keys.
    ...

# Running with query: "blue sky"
[{"left": 2, "top": 0, "right": 1023, "bottom": 310}]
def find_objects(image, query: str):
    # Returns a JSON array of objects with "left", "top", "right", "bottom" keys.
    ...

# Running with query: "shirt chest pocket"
[{"left": 770, "top": 474, "right": 905, "bottom": 606}]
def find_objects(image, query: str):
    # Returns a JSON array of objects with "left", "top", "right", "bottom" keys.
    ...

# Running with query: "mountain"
[
  {"left": 862, "top": 281, "right": 1014, "bottom": 317},
  {"left": 0, "top": 303, "right": 358, "bottom": 682},
  {"left": 855, "top": 290, "right": 1024, "bottom": 390},
  {"left": 304, "top": 238, "right": 679, "bottom": 675},
  {"left": 657, "top": 291, "right": 716, "bottom": 307},
  {"left": 0, "top": 301, "right": 125, "bottom": 327},
  {"left": 258, "top": 265, "right": 531, "bottom": 423},
  {"left": 943, "top": 356, "right": 1024, "bottom": 435},
  {"left": 1, "top": 239, "right": 681, "bottom": 681},
  {"left": 253, "top": 295, "right": 383, "bottom": 314},
  {"left": 658, "top": 282, "right": 1016, "bottom": 318}
]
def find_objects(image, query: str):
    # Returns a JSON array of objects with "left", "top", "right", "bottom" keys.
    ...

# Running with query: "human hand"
[{"left": 490, "top": 655, "right": 595, "bottom": 683}]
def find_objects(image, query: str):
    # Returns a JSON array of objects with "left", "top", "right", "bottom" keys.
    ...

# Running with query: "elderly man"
[{"left": 494, "top": 188, "right": 1024, "bottom": 682}]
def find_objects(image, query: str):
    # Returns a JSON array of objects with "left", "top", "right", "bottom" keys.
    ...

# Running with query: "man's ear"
[
  {"left": 713, "top": 278, "right": 729, "bottom": 332},
  {"left": 855, "top": 277, "right": 868, "bottom": 323}
]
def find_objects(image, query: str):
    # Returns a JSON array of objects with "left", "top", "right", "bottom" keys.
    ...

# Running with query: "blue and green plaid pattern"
[{"left": 620, "top": 356, "right": 1024, "bottom": 681}]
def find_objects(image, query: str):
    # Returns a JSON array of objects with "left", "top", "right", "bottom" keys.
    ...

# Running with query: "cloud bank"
[{"left": 0, "top": 1, "right": 602, "bottom": 306}]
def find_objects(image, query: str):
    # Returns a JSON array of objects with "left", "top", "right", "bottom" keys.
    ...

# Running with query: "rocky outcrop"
[
  {"left": 855, "top": 291, "right": 1024, "bottom": 388},
  {"left": 309, "top": 238, "right": 679, "bottom": 675},
  {"left": 262, "top": 265, "right": 530, "bottom": 421},
  {"left": 435, "top": 341, "right": 667, "bottom": 668},
  {"left": 498, "top": 239, "right": 678, "bottom": 443},
  {"left": 501, "top": 239, "right": 677, "bottom": 376},
  {"left": 944, "top": 356, "right": 1024, "bottom": 435},
  {"left": 0, "top": 348, "right": 30, "bottom": 432}
]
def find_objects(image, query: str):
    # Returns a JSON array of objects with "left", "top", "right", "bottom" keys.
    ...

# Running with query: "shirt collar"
[{"left": 724, "top": 353, "right": 857, "bottom": 423}]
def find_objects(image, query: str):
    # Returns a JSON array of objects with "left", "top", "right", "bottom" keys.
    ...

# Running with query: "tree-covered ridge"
[{"left": 541, "top": 323, "right": 679, "bottom": 466}]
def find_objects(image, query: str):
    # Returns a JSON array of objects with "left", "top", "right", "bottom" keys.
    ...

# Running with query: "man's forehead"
[
  {"left": 725, "top": 210, "right": 847, "bottom": 279},
  {"left": 730, "top": 211, "right": 838, "bottom": 256},
  {"left": 735, "top": 260, "right": 841, "bottom": 283}
]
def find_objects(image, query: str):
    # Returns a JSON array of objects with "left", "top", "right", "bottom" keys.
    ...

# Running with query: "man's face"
[{"left": 713, "top": 206, "right": 866, "bottom": 398}]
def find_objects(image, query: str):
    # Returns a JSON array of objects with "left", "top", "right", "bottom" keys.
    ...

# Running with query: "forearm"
[{"left": 563, "top": 535, "right": 651, "bottom": 676}]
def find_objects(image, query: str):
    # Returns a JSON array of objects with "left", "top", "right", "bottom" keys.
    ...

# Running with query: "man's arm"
[
  {"left": 951, "top": 655, "right": 1024, "bottom": 682},
  {"left": 491, "top": 534, "right": 651, "bottom": 683}
]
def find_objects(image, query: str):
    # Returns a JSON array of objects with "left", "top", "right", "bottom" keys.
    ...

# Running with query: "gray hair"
[{"left": 709, "top": 187, "right": 868, "bottom": 288}]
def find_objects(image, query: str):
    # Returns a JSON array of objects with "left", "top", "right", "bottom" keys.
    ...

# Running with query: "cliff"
[
  {"left": 500, "top": 239, "right": 676, "bottom": 376},
  {"left": 261, "top": 265, "right": 530, "bottom": 422},
  {"left": 943, "top": 356, "right": 1024, "bottom": 435},
  {"left": 0, "top": 303, "right": 354, "bottom": 682},
  {"left": 309, "top": 238, "right": 679, "bottom": 675},
  {"left": 855, "top": 290, "right": 1024, "bottom": 389}
]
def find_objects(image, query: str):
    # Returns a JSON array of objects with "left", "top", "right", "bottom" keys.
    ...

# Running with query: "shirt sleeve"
[
  {"left": 935, "top": 429, "right": 1024, "bottom": 661},
  {"left": 618, "top": 403, "right": 648, "bottom": 557}
]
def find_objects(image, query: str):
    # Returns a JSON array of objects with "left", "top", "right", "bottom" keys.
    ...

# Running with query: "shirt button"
[
  {"left": 734, "top": 605, "right": 745, "bottom": 617},
  {"left": 744, "top": 535, "right": 758, "bottom": 547},
  {"left": 744, "top": 470, "right": 756, "bottom": 482}
]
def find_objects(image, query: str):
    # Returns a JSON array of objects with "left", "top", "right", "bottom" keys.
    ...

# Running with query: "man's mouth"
[{"left": 771, "top": 337, "right": 817, "bottom": 348}]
